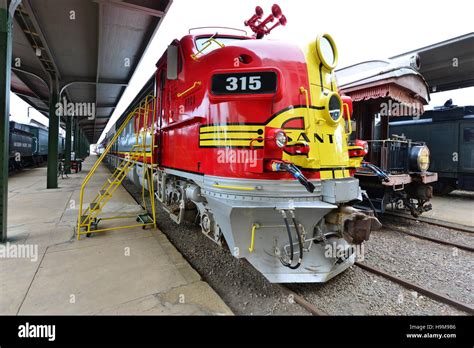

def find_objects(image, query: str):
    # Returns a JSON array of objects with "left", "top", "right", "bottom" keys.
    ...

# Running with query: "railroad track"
[
  {"left": 384, "top": 211, "right": 474, "bottom": 233},
  {"left": 280, "top": 262, "right": 474, "bottom": 316},
  {"left": 383, "top": 224, "right": 474, "bottom": 252},
  {"left": 121, "top": 172, "right": 473, "bottom": 315},
  {"left": 354, "top": 262, "right": 474, "bottom": 314},
  {"left": 277, "top": 284, "right": 327, "bottom": 315}
]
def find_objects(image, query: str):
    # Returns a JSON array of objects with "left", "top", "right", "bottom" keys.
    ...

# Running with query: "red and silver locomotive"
[{"left": 103, "top": 5, "right": 381, "bottom": 283}]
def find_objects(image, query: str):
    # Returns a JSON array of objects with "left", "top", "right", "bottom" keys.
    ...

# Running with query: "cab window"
[
  {"left": 195, "top": 36, "right": 244, "bottom": 55},
  {"left": 463, "top": 127, "right": 474, "bottom": 142}
]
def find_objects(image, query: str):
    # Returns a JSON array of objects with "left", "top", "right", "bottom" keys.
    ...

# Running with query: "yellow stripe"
[
  {"left": 200, "top": 125, "right": 263, "bottom": 133},
  {"left": 200, "top": 139, "right": 264, "bottom": 147},
  {"left": 212, "top": 184, "right": 255, "bottom": 191},
  {"left": 320, "top": 171, "right": 333, "bottom": 180},
  {"left": 199, "top": 132, "right": 262, "bottom": 140}
]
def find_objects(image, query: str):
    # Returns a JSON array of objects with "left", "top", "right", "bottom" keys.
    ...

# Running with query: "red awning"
[{"left": 344, "top": 84, "right": 425, "bottom": 115}]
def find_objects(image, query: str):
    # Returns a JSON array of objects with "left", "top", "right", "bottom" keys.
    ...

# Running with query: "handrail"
[
  {"left": 77, "top": 96, "right": 154, "bottom": 234},
  {"left": 248, "top": 223, "right": 260, "bottom": 253},
  {"left": 161, "top": 116, "right": 205, "bottom": 131},
  {"left": 299, "top": 86, "right": 312, "bottom": 131},
  {"left": 176, "top": 81, "right": 202, "bottom": 98},
  {"left": 190, "top": 38, "right": 225, "bottom": 61},
  {"left": 343, "top": 103, "right": 352, "bottom": 135}
]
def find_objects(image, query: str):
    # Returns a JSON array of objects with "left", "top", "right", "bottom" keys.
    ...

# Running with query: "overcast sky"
[{"left": 9, "top": 0, "right": 474, "bottom": 143}]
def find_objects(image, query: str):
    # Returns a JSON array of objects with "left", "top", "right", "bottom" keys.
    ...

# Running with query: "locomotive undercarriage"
[
  {"left": 356, "top": 174, "right": 436, "bottom": 217},
  {"left": 106, "top": 155, "right": 381, "bottom": 283}
]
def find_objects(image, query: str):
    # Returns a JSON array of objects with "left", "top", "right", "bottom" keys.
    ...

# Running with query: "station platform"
[
  {"left": 387, "top": 191, "right": 474, "bottom": 228},
  {"left": 1, "top": 157, "right": 232, "bottom": 315},
  {"left": 423, "top": 192, "right": 474, "bottom": 227}
]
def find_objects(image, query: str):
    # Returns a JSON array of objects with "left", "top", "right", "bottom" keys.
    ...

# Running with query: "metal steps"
[{"left": 76, "top": 94, "right": 157, "bottom": 239}]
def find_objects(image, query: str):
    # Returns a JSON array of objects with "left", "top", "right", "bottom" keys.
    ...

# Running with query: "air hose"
[
  {"left": 279, "top": 210, "right": 303, "bottom": 270},
  {"left": 362, "top": 162, "right": 390, "bottom": 182},
  {"left": 273, "top": 162, "right": 315, "bottom": 193}
]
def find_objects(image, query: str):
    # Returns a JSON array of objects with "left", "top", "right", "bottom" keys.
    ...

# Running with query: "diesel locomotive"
[
  {"left": 390, "top": 105, "right": 474, "bottom": 195},
  {"left": 102, "top": 5, "right": 381, "bottom": 283}
]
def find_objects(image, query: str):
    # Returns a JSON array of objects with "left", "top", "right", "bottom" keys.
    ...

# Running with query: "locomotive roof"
[
  {"left": 390, "top": 105, "right": 474, "bottom": 123},
  {"left": 423, "top": 105, "right": 474, "bottom": 119}
]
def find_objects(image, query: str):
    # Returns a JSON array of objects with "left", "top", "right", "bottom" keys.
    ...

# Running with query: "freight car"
[
  {"left": 9, "top": 122, "right": 34, "bottom": 169},
  {"left": 390, "top": 105, "right": 474, "bottom": 194},
  {"left": 8, "top": 121, "right": 65, "bottom": 170}
]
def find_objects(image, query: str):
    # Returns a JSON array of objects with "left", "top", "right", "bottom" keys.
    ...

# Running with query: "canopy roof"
[{"left": 11, "top": 0, "right": 172, "bottom": 143}]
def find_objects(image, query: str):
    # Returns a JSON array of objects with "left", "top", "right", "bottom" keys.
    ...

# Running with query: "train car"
[
  {"left": 8, "top": 121, "right": 65, "bottom": 169},
  {"left": 9, "top": 121, "right": 34, "bottom": 169},
  {"left": 390, "top": 105, "right": 474, "bottom": 194},
  {"left": 58, "top": 133, "right": 66, "bottom": 157},
  {"left": 27, "top": 123, "right": 49, "bottom": 164},
  {"left": 102, "top": 5, "right": 382, "bottom": 283},
  {"left": 337, "top": 58, "right": 438, "bottom": 217}
]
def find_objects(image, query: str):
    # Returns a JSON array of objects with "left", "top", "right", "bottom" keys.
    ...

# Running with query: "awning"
[{"left": 346, "top": 84, "right": 426, "bottom": 115}]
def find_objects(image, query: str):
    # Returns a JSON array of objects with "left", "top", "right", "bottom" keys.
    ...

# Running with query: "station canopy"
[
  {"left": 10, "top": 0, "right": 172, "bottom": 143},
  {"left": 390, "top": 32, "right": 474, "bottom": 93}
]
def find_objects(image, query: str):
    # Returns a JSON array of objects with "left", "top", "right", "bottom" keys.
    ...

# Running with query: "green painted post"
[
  {"left": 46, "top": 81, "right": 59, "bottom": 188},
  {"left": 0, "top": 0, "right": 15, "bottom": 242},
  {"left": 73, "top": 119, "right": 78, "bottom": 157},
  {"left": 65, "top": 116, "right": 71, "bottom": 174},
  {"left": 78, "top": 128, "right": 82, "bottom": 158}
]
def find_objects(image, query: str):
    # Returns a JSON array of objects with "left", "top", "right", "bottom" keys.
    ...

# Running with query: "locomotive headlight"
[
  {"left": 275, "top": 130, "right": 287, "bottom": 148},
  {"left": 316, "top": 34, "right": 338, "bottom": 70},
  {"left": 321, "top": 92, "right": 343, "bottom": 124},
  {"left": 409, "top": 145, "right": 430, "bottom": 172}
]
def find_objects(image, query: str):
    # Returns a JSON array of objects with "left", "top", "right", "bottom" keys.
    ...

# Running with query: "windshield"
[{"left": 195, "top": 36, "right": 244, "bottom": 55}]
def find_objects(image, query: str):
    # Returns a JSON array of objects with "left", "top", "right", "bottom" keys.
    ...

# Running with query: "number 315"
[{"left": 225, "top": 76, "right": 262, "bottom": 91}]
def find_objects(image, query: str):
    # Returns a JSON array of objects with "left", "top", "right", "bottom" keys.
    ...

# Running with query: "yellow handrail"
[
  {"left": 190, "top": 38, "right": 225, "bottom": 61},
  {"left": 77, "top": 96, "right": 155, "bottom": 237},
  {"left": 176, "top": 81, "right": 202, "bottom": 98},
  {"left": 212, "top": 183, "right": 256, "bottom": 191},
  {"left": 343, "top": 103, "right": 352, "bottom": 136},
  {"left": 248, "top": 223, "right": 260, "bottom": 253},
  {"left": 299, "top": 86, "right": 312, "bottom": 131}
]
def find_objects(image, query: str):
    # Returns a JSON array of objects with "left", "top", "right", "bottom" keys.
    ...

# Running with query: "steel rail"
[
  {"left": 277, "top": 284, "right": 327, "bottom": 316},
  {"left": 384, "top": 225, "right": 474, "bottom": 252},
  {"left": 355, "top": 262, "right": 474, "bottom": 314},
  {"left": 384, "top": 211, "right": 474, "bottom": 234}
]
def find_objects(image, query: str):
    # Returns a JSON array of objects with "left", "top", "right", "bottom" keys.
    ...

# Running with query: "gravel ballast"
[{"left": 121, "top": 177, "right": 471, "bottom": 315}]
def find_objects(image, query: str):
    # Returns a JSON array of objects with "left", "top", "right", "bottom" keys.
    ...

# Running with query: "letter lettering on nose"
[
  {"left": 297, "top": 132, "right": 310, "bottom": 142},
  {"left": 314, "top": 133, "right": 324, "bottom": 143}
]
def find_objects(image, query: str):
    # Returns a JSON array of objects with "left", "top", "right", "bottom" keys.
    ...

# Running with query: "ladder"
[{"left": 77, "top": 95, "right": 157, "bottom": 239}]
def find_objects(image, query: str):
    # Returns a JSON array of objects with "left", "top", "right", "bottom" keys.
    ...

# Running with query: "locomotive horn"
[
  {"left": 245, "top": 3, "right": 286, "bottom": 39},
  {"left": 259, "top": 12, "right": 277, "bottom": 28},
  {"left": 271, "top": 4, "right": 282, "bottom": 18},
  {"left": 244, "top": 6, "right": 264, "bottom": 26},
  {"left": 267, "top": 14, "right": 287, "bottom": 32}
]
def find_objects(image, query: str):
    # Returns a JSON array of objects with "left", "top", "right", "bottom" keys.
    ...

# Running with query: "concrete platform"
[
  {"left": 1, "top": 157, "right": 232, "bottom": 315},
  {"left": 387, "top": 190, "right": 474, "bottom": 228},
  {"left": 423, "top": 191, "right": 474, "bottom": 227}
]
